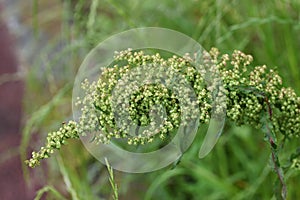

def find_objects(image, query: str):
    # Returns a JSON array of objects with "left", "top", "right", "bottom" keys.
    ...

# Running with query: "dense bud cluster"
[
  {"left": 26, "top": 48, "right": 300, "bottom": 168},
  {"left": 211, "top": 49, "right": 300, "bottom": 137},
  {"left": 25, "top": 121, "right": 79, "bottom": 167},
  {"left": 83, "top": 50, "right": 205, "bottom": 145}
]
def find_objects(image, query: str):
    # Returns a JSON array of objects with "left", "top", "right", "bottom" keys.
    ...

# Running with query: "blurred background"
[{"left": 0, "top": 0, "right": 299, "bottom": 199}]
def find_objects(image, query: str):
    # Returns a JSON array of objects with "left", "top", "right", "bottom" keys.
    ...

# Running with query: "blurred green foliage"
[{"left": 24, "top": 0, "right": 300, "bottom": 199}]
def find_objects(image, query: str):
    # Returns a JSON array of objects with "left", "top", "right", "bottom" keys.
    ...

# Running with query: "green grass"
[{"left": 21, "top": 0, "right": 300, "bottom": 199}]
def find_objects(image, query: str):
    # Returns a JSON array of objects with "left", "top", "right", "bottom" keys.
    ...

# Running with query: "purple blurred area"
[{"left": 0, "top": 3, "right": 34, "bottom": 200}]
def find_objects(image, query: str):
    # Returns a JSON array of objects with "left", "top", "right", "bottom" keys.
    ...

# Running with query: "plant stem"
[{"left": 264, "top": 97, "right": 287, "bottom": 200}]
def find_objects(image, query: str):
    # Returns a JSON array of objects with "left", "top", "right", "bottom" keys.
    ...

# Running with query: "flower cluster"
[
  {"left": 26, "top": 48, "right": 300, "bottom": 167},
  {"left": 75, "top": 50, "right": 208, "bottom": 146},
  {"left": 211, "top": 48, "right": 300, "bottom": 137},
  {"left": 25, "top": 121, "right": 79, "bottom": 167}
]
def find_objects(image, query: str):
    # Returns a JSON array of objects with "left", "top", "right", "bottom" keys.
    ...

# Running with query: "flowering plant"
[{"left": 26, "top": 48, "right": 300, "bottom": 199}]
